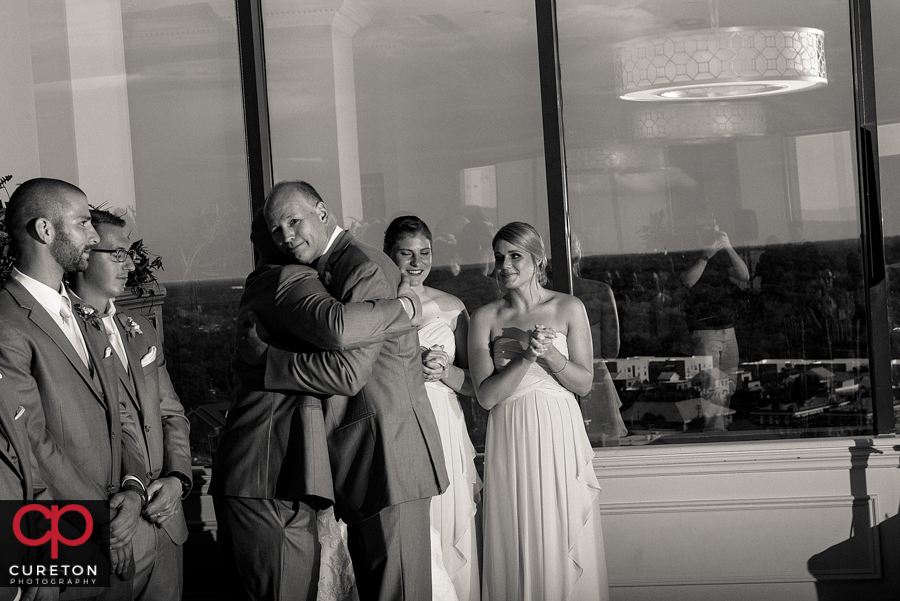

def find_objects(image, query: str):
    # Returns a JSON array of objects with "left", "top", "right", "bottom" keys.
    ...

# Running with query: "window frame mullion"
[{"left": 849, "top": 0, "right": 894, "bottom": 435}]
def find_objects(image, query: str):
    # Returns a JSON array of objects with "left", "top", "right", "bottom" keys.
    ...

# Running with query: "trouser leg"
[
  {"left": 136, "top": 525, "right": 182, "bottom": 601},
  {"left": 213, "top": 495, "right": 320, "bottom": 601},
  {"left": 347, "top": 498, "right": 431, "bottom": 601}
]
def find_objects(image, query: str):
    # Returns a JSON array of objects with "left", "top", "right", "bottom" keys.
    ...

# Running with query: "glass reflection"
[
  {"left": 559, "top": 0, "right": 868, "bottom": 443},
  {"left": 261, "top": 1, "right": 548, "bottom": 450}
]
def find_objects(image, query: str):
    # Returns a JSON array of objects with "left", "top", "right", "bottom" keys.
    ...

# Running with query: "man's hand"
[
  {"left": 144, "top": 476, "right": 182, "bottom": 525},
  {"left": 108, "top": 489, "right": 141, "bottom": 550},
  {"left": 234, "top": 311, "right": 270, "bottom": 366},
  {"left": 108, "top": 541, "right": 134, "bottom": 577},
  {"left": 21, "top": 586, "right": 60, "bottom": 601},
  {"left": 398, "top": 276, "right": 423, "bottom": 326}
]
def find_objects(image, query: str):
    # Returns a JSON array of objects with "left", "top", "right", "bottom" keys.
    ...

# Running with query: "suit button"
[
  {"left": 10, "top": 456, "right": 16, "bottom": 463},
  {"left": 146, "top": 472, "right": 153, "bottom": 480},
  {"left": 107, "top": 485, "right": 116, "bottom": 494},
  {"left": 144, "top": 425, "right": 151, "bottom": 432}
]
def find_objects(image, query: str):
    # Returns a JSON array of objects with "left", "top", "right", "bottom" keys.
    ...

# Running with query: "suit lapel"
[
  {"left": 114, "top": 349, "right": 138, "bottom": 403},
  {"left": 319, "top": 230, "right": 352, "bottom": 289},
  {"left": 7, "top": 280, "right": 101, "bottom": 399},
  {"left": 116, "top": 314, "right": 147, "bottom": 409},
  {"left": 117, "top": 313, "right": 163, "bottom": 472}
]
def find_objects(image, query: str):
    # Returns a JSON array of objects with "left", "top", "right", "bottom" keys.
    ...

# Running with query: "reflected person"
[
  {"left": 570, "top": 234, "right": 628, "bottom": 444},
  {"left": 678, "top": 216, "right": 749, "bottom": 430}
]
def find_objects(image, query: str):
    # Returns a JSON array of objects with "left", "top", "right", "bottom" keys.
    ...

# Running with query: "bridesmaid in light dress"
[
  {"left": 384, "top": 216, "right": 483, "bottom": 601},
  {"left": 468, "top": 222, "right": 610, "bottom": 601}
]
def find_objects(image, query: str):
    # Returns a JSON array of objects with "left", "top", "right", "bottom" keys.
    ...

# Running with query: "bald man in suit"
[
  {"left": 245, "top": 181, "right": 448, "bottom": 601},
  {"left": 212, "top": 209, "right": 423, "bottom": 601},
  {"left": 0, "top": 178, "right": 148, "bottom": 600}
]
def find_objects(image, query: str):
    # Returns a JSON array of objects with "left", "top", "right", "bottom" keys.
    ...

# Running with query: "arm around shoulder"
[{"left": 275, "top": 264, "right": 414, "bottom": 350}]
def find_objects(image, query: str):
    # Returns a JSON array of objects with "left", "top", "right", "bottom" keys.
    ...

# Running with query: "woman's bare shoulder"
[
  {"left": 470, "top": 297, "right": 504, "bottom": 323},
  {"left": 424, "top": 286, "right": 467, "bottom": 313},
  {"left": 543, "top": 288, "right": 584, "bottom": 308}
]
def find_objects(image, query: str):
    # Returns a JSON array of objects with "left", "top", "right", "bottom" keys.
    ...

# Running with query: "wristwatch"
[{"left": 167, "top": 471, "right": 193, "bottom": 498}]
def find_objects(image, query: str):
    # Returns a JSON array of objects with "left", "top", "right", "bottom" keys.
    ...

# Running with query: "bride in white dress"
[
  {"left": 384, "top": 216, "right": 483, "bottom": 601},
  {"left": 468, "top": 222, "right": 610, "bottom": 601},
  {"left": 314, "top": 216, "right": 483, "bottom": 601}
]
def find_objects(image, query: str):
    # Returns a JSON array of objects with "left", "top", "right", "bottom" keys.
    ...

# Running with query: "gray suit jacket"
[
  {"left": 0, "top": 371, "right": 45, "bottom": 502},
  {"left": 0, "top": 373, "right": 49, "bottom": 601},
  {"left": 116, "top": 311, "right": 192, "bottom": 545},
  {"left": 0, "top": 279, "right": 144, "bottom": 502},
  {"left": 211, "top": 263, "right": 417, "bottom": 506},
  {"left": 265, "top": 232, "right": 449, "bottom": 524}
]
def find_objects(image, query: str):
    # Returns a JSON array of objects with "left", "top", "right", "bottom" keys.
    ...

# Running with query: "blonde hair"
[{"left": 493, "top": 221, "right": 548, "bottom": 286}]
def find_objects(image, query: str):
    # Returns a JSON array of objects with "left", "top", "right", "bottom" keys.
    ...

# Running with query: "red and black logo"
[{"left": 1, "top": 500, "right": 110, "bottom": 588}]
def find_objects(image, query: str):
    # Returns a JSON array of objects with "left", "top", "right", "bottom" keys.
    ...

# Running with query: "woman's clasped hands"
[
  {"left": 422, "top": 344, "right": 450, "bottom": 382},
  {"left": 525, "top": 324, "right": 557, "bottom": 361}
]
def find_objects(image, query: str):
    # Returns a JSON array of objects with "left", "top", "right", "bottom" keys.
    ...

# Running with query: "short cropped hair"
[
  {"left": 266, "top": 181, "right": 325, "bottom": 208},
  {"left": 5, "top": 178, "right": 84, "bottom": 249},
  {"left": 90, "top": 208, "right": 126, "bottom": 229}
]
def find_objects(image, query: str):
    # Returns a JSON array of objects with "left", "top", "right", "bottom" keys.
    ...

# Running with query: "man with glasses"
[{"left": 70, "top": 209, "right": 192, "bottom": 601}]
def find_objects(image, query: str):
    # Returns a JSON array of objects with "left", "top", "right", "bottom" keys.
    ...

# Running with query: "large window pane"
[
  {"left": 261, "top": 1, "right": 547, "bottom": 450},
  {"left": 874, "top": 1, "right": 900, "bottom": 431},
  {"left": 0, "top": 0, "right": 251, "bottom": 465},
  {"left": 558, "top": 0, "right": 867, "bottom": 443},
  {"left": 121, "top": 2, "right": 250, "bottom": 466}
]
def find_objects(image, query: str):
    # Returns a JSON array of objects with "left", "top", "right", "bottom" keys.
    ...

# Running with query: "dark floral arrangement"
[
  {"left": 126, "top": 237, "right": 164, "bottom": 297},
  {"left": 0, "top": 175, "right": 164, "bottom": 294},
  {"left": 0, "top": 175, "right": 14, "bottom": 284}
]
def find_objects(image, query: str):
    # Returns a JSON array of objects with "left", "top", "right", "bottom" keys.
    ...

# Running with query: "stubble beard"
[{"left": 51, "top": 229, "right": 90, "bottom": 273}]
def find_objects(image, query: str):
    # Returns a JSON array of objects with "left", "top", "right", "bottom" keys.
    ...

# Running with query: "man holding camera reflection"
[{"left": 679, "top": 216, "right": 749, "bottom": 431}]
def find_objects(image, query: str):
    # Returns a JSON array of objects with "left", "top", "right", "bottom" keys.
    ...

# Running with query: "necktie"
[
  {"left": 103, "top": 316, "right": 128, "bottom": 372},
  {"left": 59, "top": 296, "right": 91, "bottom": 369}
]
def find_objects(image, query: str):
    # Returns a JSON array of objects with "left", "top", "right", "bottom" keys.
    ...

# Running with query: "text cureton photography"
[{"left": 0, "top": 500, "right": 110, "bottom": 589}]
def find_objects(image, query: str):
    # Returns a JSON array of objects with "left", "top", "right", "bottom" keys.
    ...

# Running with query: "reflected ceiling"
[{"left": 117, "top": 0, "right": 899, "bottom": 149}]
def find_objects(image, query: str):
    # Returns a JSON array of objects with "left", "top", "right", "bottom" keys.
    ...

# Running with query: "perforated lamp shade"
[{"left": 615, "top": 27, "right": 827, "bottom": 101}]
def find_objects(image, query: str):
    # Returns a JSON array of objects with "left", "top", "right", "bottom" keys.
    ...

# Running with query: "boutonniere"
[
  {"left": 122, "top": 316, "right": 143, "bottom": 339},
  {"left": 74, "top": 303, "right": 102, "bottom": 330}
]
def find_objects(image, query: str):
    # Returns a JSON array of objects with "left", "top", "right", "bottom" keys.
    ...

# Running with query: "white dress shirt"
[{"left": 12, "top": 268, "right": 91, "bottom": 368}]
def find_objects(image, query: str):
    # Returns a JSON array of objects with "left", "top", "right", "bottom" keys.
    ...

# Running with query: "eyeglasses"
[{"left": 90, "top": 248, "right": 134, "bottom": 263}]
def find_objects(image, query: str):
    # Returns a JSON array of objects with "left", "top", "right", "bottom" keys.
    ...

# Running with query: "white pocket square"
[
  {"left": 140, "top": 346, "right": 157, "bottom": 367},
  {"left": 104, "top": 347, "right": 113, "bottom": 359}
]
